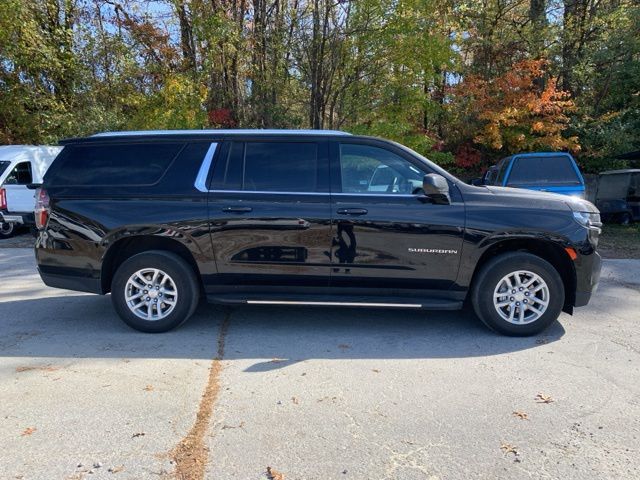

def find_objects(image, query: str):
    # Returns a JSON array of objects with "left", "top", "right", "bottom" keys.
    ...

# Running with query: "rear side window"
[
  {"left": 47, "top": 143, "right": 183, "bottom": 186},
  {"left": 212, "top": 141, "right": 322, "bottom": 192},
  {"left": 3, "top": 161, "right": 33, "bottom": 185},
  {"left": 507, "top": 156, "right": 581, "bottom": 186}
]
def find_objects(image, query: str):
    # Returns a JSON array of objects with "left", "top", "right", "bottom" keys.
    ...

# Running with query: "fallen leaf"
[
  {"left": 143, "top": 385, "right": 154, "bottom": 392},
  {"left": 16, "top": 365, "right": 59, "bottom": 373},
  {"left": 108, "top": 465, "right": 124, "bottom": 473},
  {"left": 291, "top": 396, "right": 299, "bottom": 405},
  {"left": 132, "top": 432, "right": 145, "bottom": 438},
  {"left": 221, "top": 421, "right": 245, "bottom": 430},
  {"left": 535, "top": 393, "right": 554, "bottom": 403},
  {"left": 21, "top": 427, "right": 36, "bottom": 436},
  {"left": 512, "top": 411, "right": 529, "bottom": 420},
  {"left": 500, "top": 443, "right": 518, "bottom": 455},
  {"left": 372, "top": 369, "right": 380, "bottom": 373},
  {"left": 267, "top": 466, "right": 285, "bottom": 480}
]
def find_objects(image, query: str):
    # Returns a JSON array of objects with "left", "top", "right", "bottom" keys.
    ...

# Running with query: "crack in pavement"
[{"left": 170, "top": 311, "right": 231, "bottom": 480}]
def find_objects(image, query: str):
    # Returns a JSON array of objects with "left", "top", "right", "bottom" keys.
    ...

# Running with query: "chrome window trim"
[
  {"left": 194, "top": 143, "right": 218, "bottom": 193},
  {"left": 194, "top": 141, "right": 421, "bottom": 197},
  {"left": 206, "top": 189, "right": 419, "bottom": 198}
]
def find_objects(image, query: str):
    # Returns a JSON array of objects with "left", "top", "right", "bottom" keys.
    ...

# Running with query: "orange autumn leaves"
[{"left": 460, "top": 59, "right": 579, "bottom": 155}]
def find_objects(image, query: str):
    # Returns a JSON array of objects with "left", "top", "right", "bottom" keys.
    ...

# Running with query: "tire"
[
  {"left": 620, "top": 212, "right": 631, "bottom": 226},
  {"left": 0, "top": 221, "right": 14, "bottom": 238},
  {"left": 471, "top": 252, "right": 564, "bottom": 336},
  {"left": 111, "top": 250, "right": 200, "bottom": 333}
]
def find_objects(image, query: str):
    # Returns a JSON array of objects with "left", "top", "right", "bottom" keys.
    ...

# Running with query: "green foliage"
[{"left": 0, "top": 0, "right": 637, "bottom": 176}]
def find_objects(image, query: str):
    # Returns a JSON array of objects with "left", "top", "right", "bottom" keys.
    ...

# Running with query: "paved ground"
[{"left": 1, "top": 248, "right": 639, "bottom": 480}]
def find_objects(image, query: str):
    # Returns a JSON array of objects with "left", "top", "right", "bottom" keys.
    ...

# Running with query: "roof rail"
[{"left": 92, "top": 129, "right": 352, "bottom": 137}]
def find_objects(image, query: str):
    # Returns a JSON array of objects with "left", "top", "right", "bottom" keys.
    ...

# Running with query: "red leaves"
[
  {"left": 457, "top": 59, "right": 579, "bottom": 154},
  {"left": 208, "top": 108, "right": 236, "bottom": 127}
]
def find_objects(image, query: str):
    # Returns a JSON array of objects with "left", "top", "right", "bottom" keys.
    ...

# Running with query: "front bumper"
[{"left": 573, "top": 251, "right": 602, "bottom": 307}]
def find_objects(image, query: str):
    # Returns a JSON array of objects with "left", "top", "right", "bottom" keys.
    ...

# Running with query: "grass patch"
[{"left": 599, "top": 223, "right": 640, "bottom": 259}]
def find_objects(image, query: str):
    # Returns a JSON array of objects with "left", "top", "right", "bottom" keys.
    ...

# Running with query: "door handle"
[
  {"left": 221, "top": 206, "right": 253, "bottom": 213},
  {"left": 337, "top": 208, "right": 368, "bottom": 216}
]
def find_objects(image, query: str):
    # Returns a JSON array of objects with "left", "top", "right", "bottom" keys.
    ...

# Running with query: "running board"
[
  {"left": 247, "top": 300, "right": 423, "bottom": 308},
  {"left": 207, "top": 294, "right": 462, "bottom": 310}
]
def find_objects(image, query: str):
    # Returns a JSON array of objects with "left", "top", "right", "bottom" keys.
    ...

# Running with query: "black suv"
[{"left": 34, "top": 130, "right": 602, "bottom": 335}]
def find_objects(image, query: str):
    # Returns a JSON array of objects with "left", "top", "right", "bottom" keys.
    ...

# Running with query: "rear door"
[
  {"left": 207, "top": 137, "right": 333, "bottom": 291},
  {"left": 329, "top": 139, "right": 465, "bottom": 291},
  {"left": 3, "top": 161, "right": 34, "bottom": 212}
]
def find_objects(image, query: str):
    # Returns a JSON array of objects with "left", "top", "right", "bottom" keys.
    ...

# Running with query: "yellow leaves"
[{"left": 535, "top": 393, "right": 554, "bottom": 403}]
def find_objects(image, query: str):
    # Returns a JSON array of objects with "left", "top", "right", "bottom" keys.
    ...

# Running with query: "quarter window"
[
  {"left": 47, "top": 143, "right": 183, "bottom": 186},
  {"left": 339, "top": 144, "right": 424, "bottom": 194}
]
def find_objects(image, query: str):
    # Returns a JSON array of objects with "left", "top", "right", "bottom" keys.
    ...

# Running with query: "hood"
[{"left": 483, "top": 185, "right": 599, "bottom": 213}]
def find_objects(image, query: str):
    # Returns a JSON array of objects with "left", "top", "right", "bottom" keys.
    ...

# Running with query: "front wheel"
[
  {"left": 471, "top": 252, "right": 564, "bottom": 336},
  {"left": 111, "top": 250, "right": 200, "bottom": 333}
]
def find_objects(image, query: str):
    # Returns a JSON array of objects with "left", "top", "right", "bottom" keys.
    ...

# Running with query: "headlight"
[{"left": 573, "top": 211, "right": 602, "bottom": 228}]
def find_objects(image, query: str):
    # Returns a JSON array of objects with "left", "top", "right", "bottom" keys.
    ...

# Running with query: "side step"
[{"left": 206, "top": 294, "right": 463, "bottom": 310}]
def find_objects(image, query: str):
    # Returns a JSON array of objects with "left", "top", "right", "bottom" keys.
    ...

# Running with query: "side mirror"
[{"left": 422, "top": 174, "right": 451, "bottom": 204}]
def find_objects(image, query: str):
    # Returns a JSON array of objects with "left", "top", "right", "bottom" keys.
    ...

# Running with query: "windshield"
[
  {"left": 507, "top": 155, "right": 581, "bottom": 186},
  {"left": 0, "top": 161, "right": 10, "bottom": 180}
]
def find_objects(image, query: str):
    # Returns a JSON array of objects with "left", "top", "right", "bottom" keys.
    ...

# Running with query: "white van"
[{"left": 0, "top": 146, "right": 63, "bottom": 237}]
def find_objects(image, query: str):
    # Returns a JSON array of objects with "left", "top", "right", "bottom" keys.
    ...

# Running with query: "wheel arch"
[
  {"left": 470, "top": 238, "right": 577, "bottom": 313},
  {"left": 101, "top": 234, "right": 203, "bottom": 294}
]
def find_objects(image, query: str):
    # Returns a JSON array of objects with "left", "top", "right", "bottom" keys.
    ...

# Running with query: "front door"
[
  {"left": 329, "top": 140, "right": 465, "bottom": 291},
  {"left": 207, "top": 138, "right": 332, "bottom": 293}
]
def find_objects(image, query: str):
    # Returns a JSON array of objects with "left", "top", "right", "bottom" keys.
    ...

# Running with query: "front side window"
[
  {"left": 339, "top": 144, "right": 423, "bottom": 194},
  {"left": 507, "top": 156, "right": 581, "bottom": 186},
  {"left": 4, "top": 162, "right": 32, "bottom": 185}
]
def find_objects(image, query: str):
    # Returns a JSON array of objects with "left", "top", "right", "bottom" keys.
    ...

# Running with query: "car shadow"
[{"left": 0, "top": 294, "right": 565, "bottom": 365}]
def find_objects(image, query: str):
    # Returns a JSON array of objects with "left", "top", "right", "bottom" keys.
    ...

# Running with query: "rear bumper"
[
  {"left": 1, "top": 210, "right": 34, "bottom": 225},
  {"left": 38, "top": 268, "right": 102, "bottom": 294}
]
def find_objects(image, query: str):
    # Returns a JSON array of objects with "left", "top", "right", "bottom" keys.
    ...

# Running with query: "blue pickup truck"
[{"left": 480, "top": 152, "right": 586, "bottom": 198}]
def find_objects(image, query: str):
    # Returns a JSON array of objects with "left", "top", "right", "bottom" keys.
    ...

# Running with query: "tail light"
[
  {"left": 0, "top": 188, "right": 6, "bottom": 210},
  {"left": 35, "top": 188, "right": 50, "bottom": 229}
]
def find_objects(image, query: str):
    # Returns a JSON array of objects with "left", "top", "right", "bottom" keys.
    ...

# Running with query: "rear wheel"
[
  {"left": 111, "top": 250, "right": 200, "bottom": 333},
  {"left": 0, "top": 222, "right": 14, "bottom": 238},
  {"left": 471, "top": 252, "right": 564, "bottom": 336}
]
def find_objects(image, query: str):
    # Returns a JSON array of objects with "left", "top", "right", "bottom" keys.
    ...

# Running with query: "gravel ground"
[{"left": 0, "top": 249, "right": 639, "bottom": 480}]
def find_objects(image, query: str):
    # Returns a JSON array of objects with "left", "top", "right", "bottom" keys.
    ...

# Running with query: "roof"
[
  {"left": 600, "top": 169, "right": 640, "bottom": 175},
  {"left": 512, "top": 151, "right": 573, "bottom": 157},
  {"left": 0, "top": 145, "right": 63, "bottom": 162},
  {"left": 91, "top": 129, "right": 352, "bottom": 138}
]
